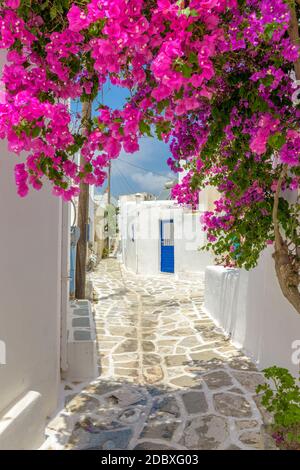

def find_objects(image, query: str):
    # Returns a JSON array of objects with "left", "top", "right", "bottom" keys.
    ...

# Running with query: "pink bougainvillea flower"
[
  {"left": 14, "top": 163, "right": 28, "bottom": 197},
  {"left": 0, "top": 0, "right": 298, "bottom": 209},
  {"left": 5, "top": 0, "right": 20, "bottom": 9},
  {"left": 67, "top": 5, "right": 89, "bottom": 32},
  {"left": 103, "top": 138, "right": 121, "bottom": 159}
]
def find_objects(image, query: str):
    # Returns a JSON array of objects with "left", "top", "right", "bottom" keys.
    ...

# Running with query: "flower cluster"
[{"left": 0, "top": 1, "right": 299, "bottom": 271}]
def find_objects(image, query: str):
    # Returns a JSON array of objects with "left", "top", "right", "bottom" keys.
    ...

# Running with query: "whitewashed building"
[
  {"left": 0, "top": 52, "right": 97, "bottom": 449},
  {"left": 93, "top": 192, "right": 118, "bottom": 259},
  {"left": 0, "top": 130, "right": 70, "bottom": 449},
  {"left": 119, "top": 188, "right": 214, "bottom": 277}
]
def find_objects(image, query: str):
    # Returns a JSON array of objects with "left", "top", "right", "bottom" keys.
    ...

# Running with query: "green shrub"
[{"left": 257, "top": 366, "right": 300, "bottom": 449}]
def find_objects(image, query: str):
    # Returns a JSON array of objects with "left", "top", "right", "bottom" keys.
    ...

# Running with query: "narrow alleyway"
[{"left": 44, "top": 258, "right": 273, "bottom": 450}]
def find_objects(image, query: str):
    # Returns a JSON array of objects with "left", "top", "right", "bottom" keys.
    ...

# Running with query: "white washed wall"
[
  {"left": 0, "top": 53, "right": 63, "bottom": 448},
  {"left": 120, "top": 201, "right": 138, "bottom": 273},
  {"left": 204, "top": 248, "right": 300, "bottom": 377},
  {"left": 175, "top": 211, "right": 213, "bottom": 276}
]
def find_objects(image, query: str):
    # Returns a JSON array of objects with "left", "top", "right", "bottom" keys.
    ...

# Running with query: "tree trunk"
[
  {"left": 273, "top": 243, "right": 300, "bottom": 314},
  {"left": 273, "top": 0, "right": 300, "bottom": 314},
  {"left": 272, "top": 3, "right": 300, "bottom": 314},
  {"left": 289, "top": 2, "right": 300, "bottom": 79},
  {"left": 272, "top": 166, "right": 300, "bottom": 314},
  {"left": 75, "top": 101, "right": 91, "bottom": 299}
]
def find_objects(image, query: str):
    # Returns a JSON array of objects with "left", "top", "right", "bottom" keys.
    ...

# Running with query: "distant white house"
[
  {"left": 119, "top": 192, "right": 156, "bottom": 204},
  {"left": 118, "top": 185, "right": 214, "bottom": 277},
  {"left": 93, "top": 191, "right": 118, "bottom": 259}
]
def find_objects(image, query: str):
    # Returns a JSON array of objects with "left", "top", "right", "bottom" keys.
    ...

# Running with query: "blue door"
[{"left": 160, "top": 219, "right": 175, "bottom": 273}]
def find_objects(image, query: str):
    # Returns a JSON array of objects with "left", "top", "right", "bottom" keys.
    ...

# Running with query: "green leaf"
[
  {"left": 84, "top": 163, "right": 93, "bottom": 173},
  {"left": 31, "top": 126, "right": 41, "bottom": 138},
  {"left": 262, "top": 75, "right": 274, "bottom": 87},
  {"left": 155, "top": 121, "right": 171, "bottom": 141},
  {"left": 178, "top": 7, "right": 198, "bottom": 18},
  {"left": 264, "top": 22, "right": 278, "bottom": 41},
  {"left": 50, "top": 6, "right": 58, "bottom": 20},
  {"left": 139, "top": 120, "right": 152, "bottom": 137},
  {"left": 181, "top": 63, "right": 192, "bottom": 78},
  {"left": 268, "top": 132, "right": 285, "bottom": 151},
  {"left": 189, "top": 52, "right": 198, "bottom": 64},
  {"left": 157, "top": 99, "right": 169, "bottom": 114}
]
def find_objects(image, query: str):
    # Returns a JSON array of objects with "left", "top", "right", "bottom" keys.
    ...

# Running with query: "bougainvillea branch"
[{"left": 0, "top": 0, "right": 299, "bottom": 312}]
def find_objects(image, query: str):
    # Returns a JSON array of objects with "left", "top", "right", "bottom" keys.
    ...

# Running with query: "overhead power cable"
[
  {"left": 114, "top": 162, "right": 137, "bottom": 194},
  {"left": 117, "top": 158, "right": 171, "bottom": 180}
]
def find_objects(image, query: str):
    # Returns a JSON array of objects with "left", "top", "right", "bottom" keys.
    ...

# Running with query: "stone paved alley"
[{"left": 44, "top": 258, "right": 274, "bottom": 450}]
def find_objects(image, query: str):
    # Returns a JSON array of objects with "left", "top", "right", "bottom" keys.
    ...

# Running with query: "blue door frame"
[{"left": 160, "top": 219, "right": 175, "bottom": 273}]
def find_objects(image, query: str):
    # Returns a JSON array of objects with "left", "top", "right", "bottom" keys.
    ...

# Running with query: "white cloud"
[
  {"left": 118, "top": 137, "right": 170, "bottom": 165},
  {"left": 131, "top": 171, "right": 173, "bottom": 194},
  {"left": 106, "top": 136, "right": 175, "bottom": 196}
]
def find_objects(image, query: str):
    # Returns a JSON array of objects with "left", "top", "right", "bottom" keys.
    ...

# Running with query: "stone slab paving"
[{"left": 43, "top": 258, "right": 275, "bottom": 450}]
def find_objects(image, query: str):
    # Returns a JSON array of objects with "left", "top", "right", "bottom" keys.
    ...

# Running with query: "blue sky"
[{"left": 72, "top": 82, "right": 174, "bottom": 198}]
